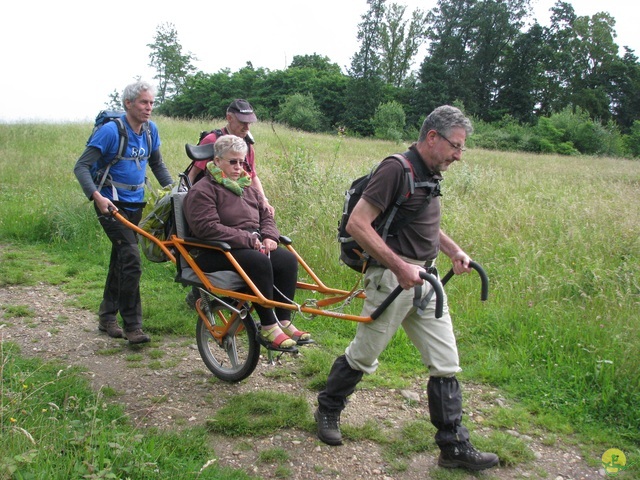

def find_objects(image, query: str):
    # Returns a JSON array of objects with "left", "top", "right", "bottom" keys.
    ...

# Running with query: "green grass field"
[{"left": 1, "top": 117, "right": 639, "bottom": 477}]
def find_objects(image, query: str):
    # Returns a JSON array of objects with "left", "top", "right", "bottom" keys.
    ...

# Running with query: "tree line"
[{"left": 144, "top": 0, "right": 640, "bottom": 158}]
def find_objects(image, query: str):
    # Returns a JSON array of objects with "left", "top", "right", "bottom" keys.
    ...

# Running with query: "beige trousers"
[{"left": 345, "top": 265, "right": 461, "bottom": 377}]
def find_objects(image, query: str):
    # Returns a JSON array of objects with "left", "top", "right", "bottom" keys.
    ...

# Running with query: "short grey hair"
[
  {"left": 122, "top": 81, "right": 155, "bottom": 109},
  {"left": 418, "top": 105, "right": 473, "bottom": 142},
  {"left": 214, "top": 135, "right": 248, "bottom": 159}
]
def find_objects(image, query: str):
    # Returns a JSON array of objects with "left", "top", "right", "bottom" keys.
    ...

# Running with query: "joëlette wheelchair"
[{"left": 111, "top": 143, "right": 488, "bottom": 383}]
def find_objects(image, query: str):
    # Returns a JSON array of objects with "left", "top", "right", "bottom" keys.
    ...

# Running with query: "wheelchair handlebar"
[
  {"left": 370, "top": 261, "right": 488, "bottom": 321},
  {"left": 371, "top": 270, "right": 444, "bottom": 320},
  {"left": 440, "top": 260, "right": 489, "bottom": 301}
]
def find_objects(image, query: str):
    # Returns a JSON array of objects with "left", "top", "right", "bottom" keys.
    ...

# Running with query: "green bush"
[
  {"left": 573, "top": 121, "right": 602, "bottom": 154},
  {"left": 535, "top": 116, "right": 565, "bottom": 146},
  {"left": 555, "top": 141, "right": 579, "bottom": 155},
  {"left": 372, "top": 101, "right": 406, "bottom": 142},
  {"left": 622, "top": 120, "right": 640, "bottom": 158},
  {"left": 275, "top": 93, "right": 329, "bottom": 132},
  {"left": 471, "top": 109, "right": 629, "bottom": 157}
]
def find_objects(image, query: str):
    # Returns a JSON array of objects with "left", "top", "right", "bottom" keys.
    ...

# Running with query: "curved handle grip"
[
  {"left": 440, "top": 260, "right": 489, "bottom": 301},
  {"left": 371, "top": 271, "right": 444, "bottom": 320},
  {"left": 470, "top": 261, "right": 489, "bottom": 301}
]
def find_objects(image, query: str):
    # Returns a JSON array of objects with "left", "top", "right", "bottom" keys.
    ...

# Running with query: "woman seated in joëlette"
[{"left": 183, "top": 135, "right": 311, "bottom": 350}]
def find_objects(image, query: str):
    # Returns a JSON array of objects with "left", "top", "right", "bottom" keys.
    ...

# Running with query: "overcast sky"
[{"left": 1, "top": 0, "right": 637, "bottom": 123}]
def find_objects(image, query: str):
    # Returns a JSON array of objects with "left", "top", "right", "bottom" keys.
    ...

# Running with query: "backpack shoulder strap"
[
  {"left": 113, "top": 117, "right": 128, "bottom": 160},
  {"left": 375, "top": 153, "right": 414, "bottom": 241},
  {"left": 401, "top": 148, "right": 442, "bottom": 196},
  {"left": 386, "top": 150, "right": 442, "bottom": 235},
  {"left": 387, "top": 153, "right": 415, "bottom": 195},
  {"left": 95, "top": 117, "right": 128, "bottom": 193},
  {"left": 141, "top": 121, "right": 154, "bottom": 192},
  {"left": 142, "top": 121, "right": 152, "bottom": 155}
]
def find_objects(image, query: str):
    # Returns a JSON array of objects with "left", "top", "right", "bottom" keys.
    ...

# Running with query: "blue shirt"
[{"left": 89, "top": 115, "right": 161, "bottom": 203}]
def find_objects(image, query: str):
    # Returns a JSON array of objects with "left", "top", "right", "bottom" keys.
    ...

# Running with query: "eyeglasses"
[
  {"left": 224, "top": 158, "right": 245, "bottom": 166},
  {"left": 437, "top": 132, "right": 466, "bottom": 152}
]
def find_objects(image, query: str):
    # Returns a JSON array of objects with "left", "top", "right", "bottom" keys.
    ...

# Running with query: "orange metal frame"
[{"left": 113, "top": 211, "right": 374, "bottom": 324}]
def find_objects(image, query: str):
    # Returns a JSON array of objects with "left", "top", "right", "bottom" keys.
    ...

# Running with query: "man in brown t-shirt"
[{"left": 316, "top": 106, "right": 499, "bottom": 472}]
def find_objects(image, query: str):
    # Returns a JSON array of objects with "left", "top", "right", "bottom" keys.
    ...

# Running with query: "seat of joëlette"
[{"left": 171, "top": 191, "right": 248, "bottom": 292}]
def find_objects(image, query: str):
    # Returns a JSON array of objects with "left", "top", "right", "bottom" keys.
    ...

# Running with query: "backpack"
[
  {"left": 197, "top": 128, "right": 224, "bottom": 145},
  {"left": 88, "top": 110, "right": 152, "bottom": 198},
  {"left": 197, "top": 129, "right": 255, "bottom": 146},
  {"left": 137, "top": 174, "right": 190, "bottom": 263},
  {"left": 338, "top": 153, "right": 442, "bottom": 272}
]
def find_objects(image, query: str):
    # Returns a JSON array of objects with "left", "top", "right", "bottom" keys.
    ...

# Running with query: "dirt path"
[{"left": 1, "top": 283, "right": 604, "bottom": 479}]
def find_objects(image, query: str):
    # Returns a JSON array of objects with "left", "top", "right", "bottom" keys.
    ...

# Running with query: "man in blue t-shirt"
[{"left": 74, "top": 81, "right": 173, "bottom": 344}]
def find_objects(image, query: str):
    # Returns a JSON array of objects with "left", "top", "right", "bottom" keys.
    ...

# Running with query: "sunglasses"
[{"left": 224, "top": 158, "right": 245, "bottom": 166}]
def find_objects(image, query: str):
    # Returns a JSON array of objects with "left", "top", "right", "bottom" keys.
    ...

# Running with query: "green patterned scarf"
[{"left": 206, "top": 163, "right": 252, "bottom": 196}]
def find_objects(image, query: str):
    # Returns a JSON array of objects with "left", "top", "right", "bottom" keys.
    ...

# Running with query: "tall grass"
[
  {"left": 441, "top": 150, "right": 640, "bottom": 441},
  {"left": 1, "top": 117, "right": 639, "bottom": 455}
]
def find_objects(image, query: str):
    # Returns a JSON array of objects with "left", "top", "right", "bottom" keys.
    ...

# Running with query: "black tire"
[{"left": 195, "top": 302, "right": 260, "bottom": 382}]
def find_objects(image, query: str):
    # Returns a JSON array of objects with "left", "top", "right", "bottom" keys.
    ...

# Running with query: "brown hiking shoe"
[
  {"left": 98, "top": 319, "right": 124, "bottom": 338},
  {"left": 125, "top": 329, "right": 151, "bottom": 344}
]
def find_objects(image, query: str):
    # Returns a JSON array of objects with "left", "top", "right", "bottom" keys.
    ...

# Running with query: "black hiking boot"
[
  {"left": 98, "top": 319, "right": 124, "bottom": 338},
  {"left": 125, "top": 329, "right": 151, "bottom": 344},
  {"left": 315, "top": 408, "right": 343, "bottom": 446},
  {"left": 438, "top": 441, "right": 499, "bottom": 471}
]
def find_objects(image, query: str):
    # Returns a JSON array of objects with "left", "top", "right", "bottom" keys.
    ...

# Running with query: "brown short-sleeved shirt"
[{"left": 361, "top": 148, "right": 442, "bottom": 261}]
